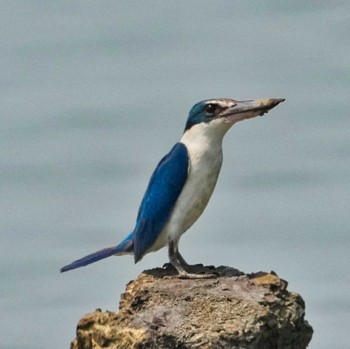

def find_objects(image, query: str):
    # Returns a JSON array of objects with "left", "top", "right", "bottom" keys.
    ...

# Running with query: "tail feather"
[{"left": 60, "top": 233, "right": 134, "bottom": 272}]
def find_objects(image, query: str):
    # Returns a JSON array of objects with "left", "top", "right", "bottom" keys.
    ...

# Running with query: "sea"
[{"left": 1, "top": 1, "right": 349, "bottom": 348}]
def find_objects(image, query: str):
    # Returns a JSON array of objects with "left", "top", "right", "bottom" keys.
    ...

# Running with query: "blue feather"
[
  {"left": 133, "top": 142, "right": 188, "bottom": 262},
  {"left": 60, "top": 143, "right": 188, "bottom": 271},
  {"left": 60, "top": 232, "right": 133, "bottom": 272}
]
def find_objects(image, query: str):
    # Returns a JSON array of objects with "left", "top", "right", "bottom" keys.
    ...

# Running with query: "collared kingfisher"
[{"left": 61, "top": 97, "right": 285, "bottom": 278}]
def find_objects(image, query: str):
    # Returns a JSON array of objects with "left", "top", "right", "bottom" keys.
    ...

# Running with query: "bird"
[{"left": 60, "top": 97, "right": 285, "bottom": 278}]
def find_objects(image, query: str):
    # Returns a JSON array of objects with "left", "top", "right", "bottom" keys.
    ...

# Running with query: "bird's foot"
[
  {"left": 174, "top": 264, "right": 219, "bottom": 279},
  {"left": 168, "top": 242, "right": 219, "bottom": 279},
  {"left": 162, "top": 263, "right": 218, "bottom": 279},
  {"left": 176, "top": 271, "right": 218, "bottom": 279}
]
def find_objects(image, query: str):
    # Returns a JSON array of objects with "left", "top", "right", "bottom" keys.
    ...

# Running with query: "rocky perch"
[{"left": 71, "top": 265, "right": 313, "bottom": 349}]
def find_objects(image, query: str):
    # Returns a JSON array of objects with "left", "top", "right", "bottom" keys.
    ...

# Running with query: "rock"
[{"left": 70, "top": 264, "right": 313, "bottom": 349}]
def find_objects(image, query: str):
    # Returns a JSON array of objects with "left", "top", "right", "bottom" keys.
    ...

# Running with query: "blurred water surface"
[{"left": 1, "top": 2, "right": 349, "bottom": 348}]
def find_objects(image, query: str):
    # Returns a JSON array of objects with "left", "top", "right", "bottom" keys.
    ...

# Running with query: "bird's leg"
[
  {"left": 168, "top": 240, "right": 188, "bottom": 276},
  {"left": 168, "top": 240, "right": 217, "bottom": 279},
  {"left": 175, "top": 250, "right": 190, "bottom": 269}
]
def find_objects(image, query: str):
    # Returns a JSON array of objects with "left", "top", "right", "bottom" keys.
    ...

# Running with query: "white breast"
[
  {"left": 169, "top": 139, "right": 223, "bottom": 235},
  {"left": 150, "top": 121, "right": 232, "bottom": 251}
]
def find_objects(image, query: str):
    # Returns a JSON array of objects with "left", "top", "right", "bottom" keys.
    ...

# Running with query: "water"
[{"left": 1, "top": 2, "right": 349, "bottom": 348}]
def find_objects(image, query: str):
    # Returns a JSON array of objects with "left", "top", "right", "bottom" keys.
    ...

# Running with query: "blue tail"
[{"left": 60, "top": 233, "right": 133, "bottom": 272}]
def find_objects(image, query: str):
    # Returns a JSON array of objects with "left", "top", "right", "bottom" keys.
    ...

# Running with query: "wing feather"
[{"left": 133, "top": 142, "right": 188, "bottom": 262}]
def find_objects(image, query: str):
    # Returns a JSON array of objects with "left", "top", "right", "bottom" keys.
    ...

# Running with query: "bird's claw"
[{"left": 177, "top": 272, "right": 218, "bottom": 279}]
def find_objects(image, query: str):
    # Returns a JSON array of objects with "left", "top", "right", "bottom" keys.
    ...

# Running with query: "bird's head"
[{"left": 184, "top": 98, "right": 285, "bottom": 133}]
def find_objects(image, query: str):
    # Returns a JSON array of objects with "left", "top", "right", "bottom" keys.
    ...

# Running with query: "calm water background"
[{"left": 1, "top": 1, "right": 349, "bottom": 348}]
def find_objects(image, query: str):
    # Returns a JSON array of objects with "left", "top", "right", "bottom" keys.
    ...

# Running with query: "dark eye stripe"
[{"left": 205, "top": 104, "right": 217, "bottom": 114}]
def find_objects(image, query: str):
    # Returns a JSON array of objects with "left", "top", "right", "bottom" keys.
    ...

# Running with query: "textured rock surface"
[{"left": 70, "top": 265, "right": 313, "bottom": 349}]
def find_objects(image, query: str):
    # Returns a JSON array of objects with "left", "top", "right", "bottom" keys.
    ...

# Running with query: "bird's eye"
[{"left": 205, "top": 104, "right": 217, "bottom": 114}]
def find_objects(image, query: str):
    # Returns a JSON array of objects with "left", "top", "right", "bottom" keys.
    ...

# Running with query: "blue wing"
[
  {"left": 60, "top": 142, "right": 188, "bottom": 272},
  {"left": 133, "top": 142, "right": 189, "bottom": 262}
]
